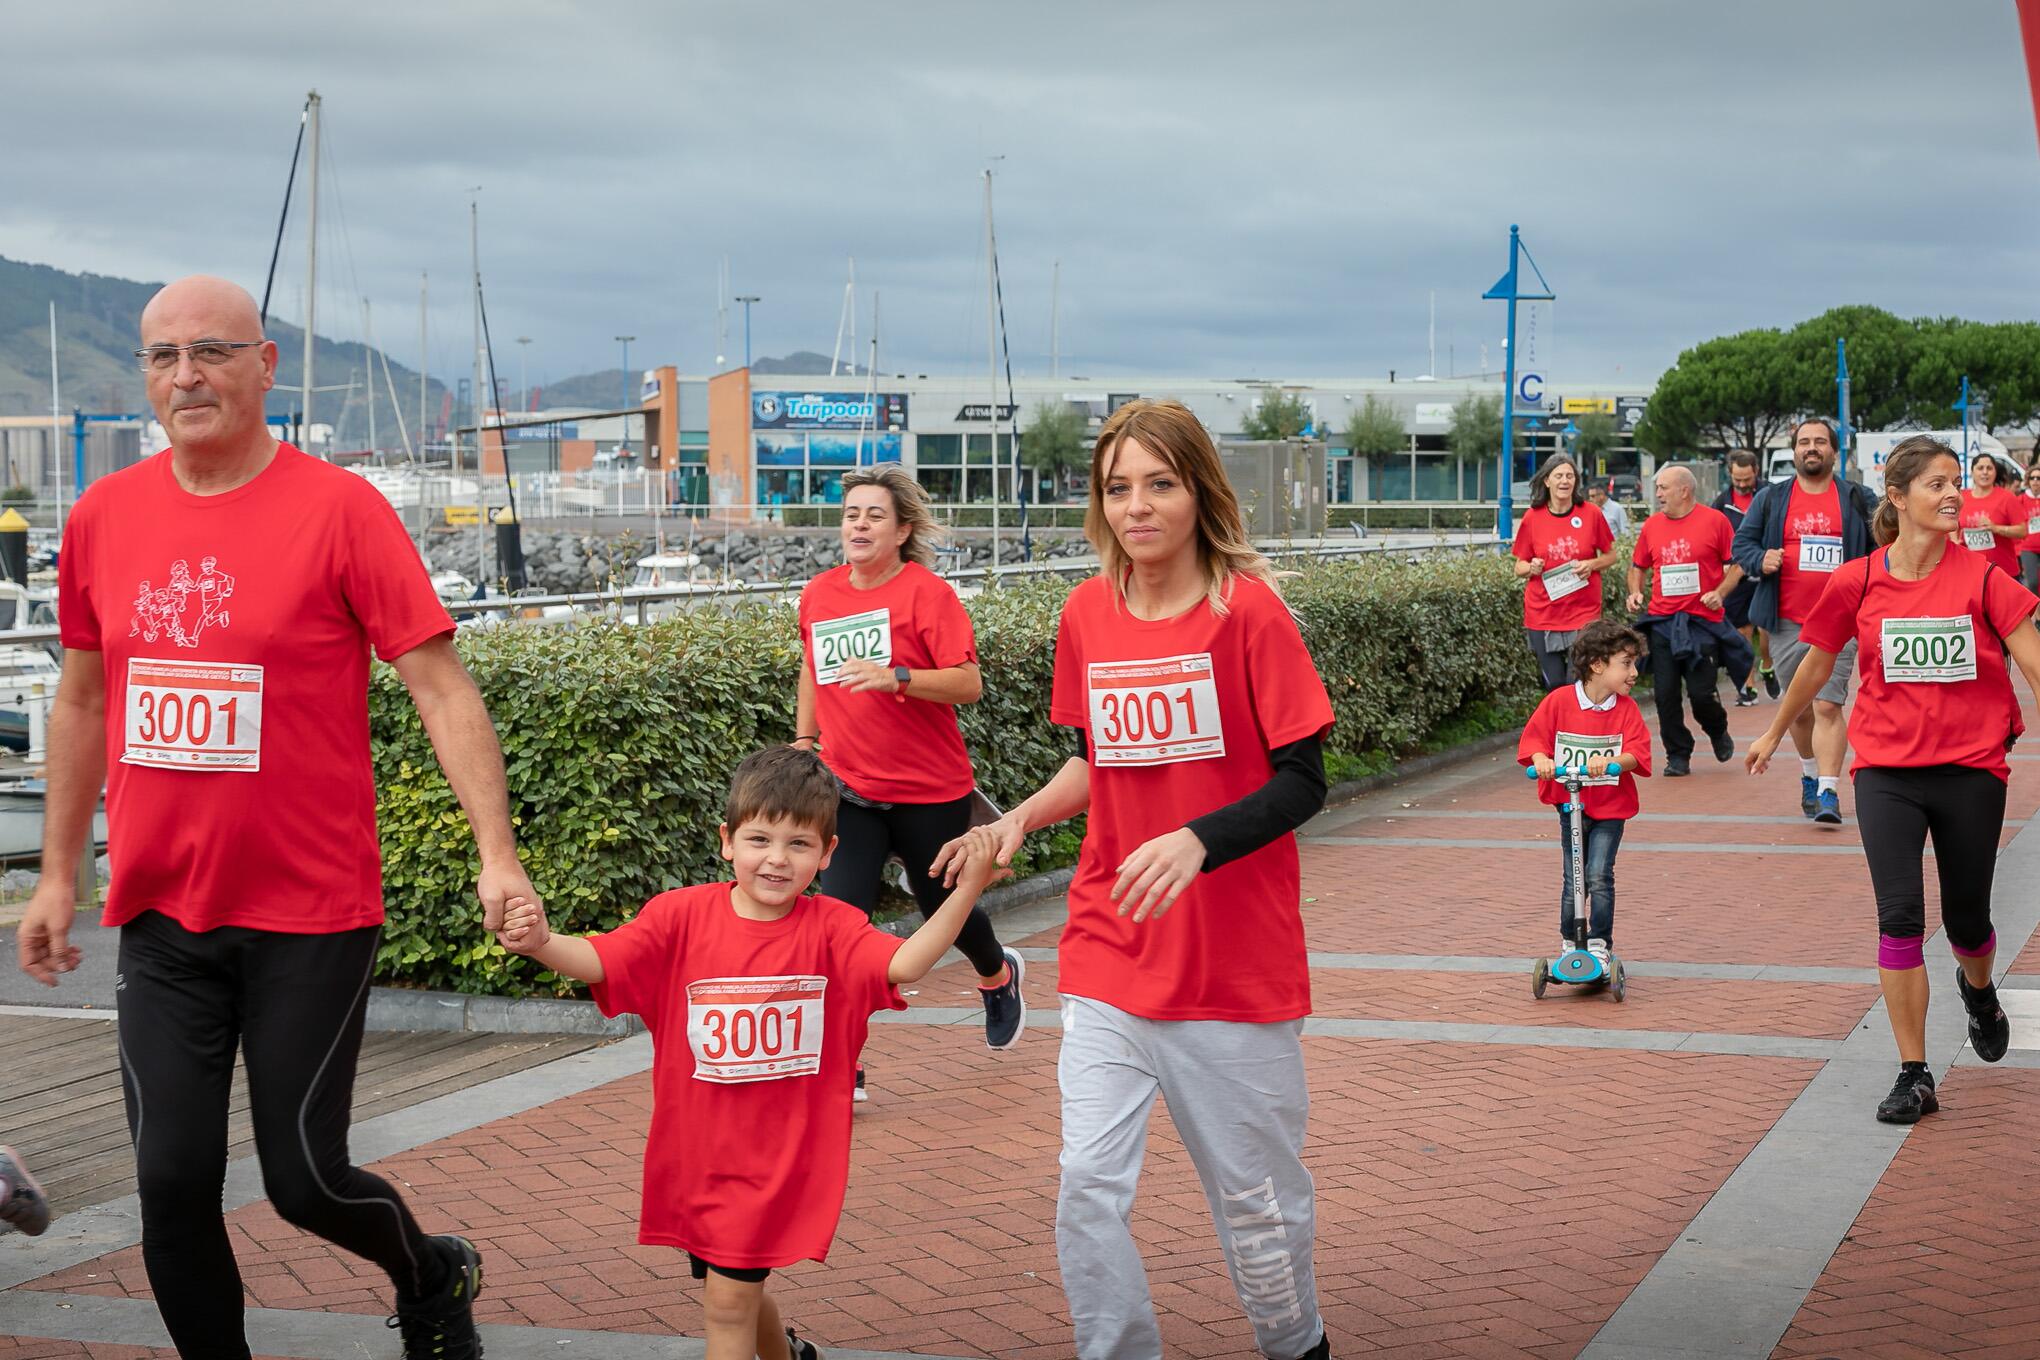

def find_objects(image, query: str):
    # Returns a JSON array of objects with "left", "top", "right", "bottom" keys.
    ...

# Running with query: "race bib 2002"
[
  {"left": 1554, "top": 729, "right": 1623, "bottom": 787},
  {"left": 1088, "top": 653, "right": 1226, "bottom": 766},
  {"left": 686, "top": 975, "right": 826, "bottom": 1083},
  {"left": 811, "top": 608, "right": 892, "bottom": 685},
  {"left": 1880, "top": 616, "right": 1977, "bottom": 684},
  {"left": 121, "top": 658, "right": 263, "bottom": 772}
]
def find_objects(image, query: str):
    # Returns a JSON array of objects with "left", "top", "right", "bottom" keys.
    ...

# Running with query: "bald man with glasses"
[{"left": 16, "top": 275, "right": 528, "bottom": 1359}]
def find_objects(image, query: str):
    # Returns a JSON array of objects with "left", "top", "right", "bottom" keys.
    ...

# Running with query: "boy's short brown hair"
[
  {"left": 724, "top": 746, "right": 839, "bottom": 839},
  {"left": 1569, "top": 619, "right": 1645, "bottom": 680}
]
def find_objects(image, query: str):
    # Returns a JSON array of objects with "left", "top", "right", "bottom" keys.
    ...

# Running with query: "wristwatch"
[{"left": 892, "top": 665, "right": 912, "bottom": 693}]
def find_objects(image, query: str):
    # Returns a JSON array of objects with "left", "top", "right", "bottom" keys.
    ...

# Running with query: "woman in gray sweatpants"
[{"left": 936, "top": 399, "right": 1336, "bottom": 1360}]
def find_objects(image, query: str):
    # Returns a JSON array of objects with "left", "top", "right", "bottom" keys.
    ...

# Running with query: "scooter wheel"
[
  {"left": 1532, "top": 958, "right": 1549, "bottom": 1000},
  {"left": 1610, "top": 960, "right": 1625, "bottom": 1003}
]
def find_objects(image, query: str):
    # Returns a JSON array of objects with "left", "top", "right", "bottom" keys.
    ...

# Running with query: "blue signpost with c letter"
[{"left": 1483, "top": 225, "right": 1556, "bottom": 539}]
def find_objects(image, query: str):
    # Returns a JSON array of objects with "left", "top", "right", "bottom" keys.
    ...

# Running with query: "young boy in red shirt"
[
  {"left": 497, "top": 746, "right": 1006, "bottom": 1360},
  {"left": 1518, "top": 620, "right": 1654, "bottom": 957}
]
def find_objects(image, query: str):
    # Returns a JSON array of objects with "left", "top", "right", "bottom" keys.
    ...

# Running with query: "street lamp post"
[
  {"left": 735, "top": 296, "right": 760, "bottom": 370},
  {"left": 516, "top": 336, "right": 532, "bottom": 413}
]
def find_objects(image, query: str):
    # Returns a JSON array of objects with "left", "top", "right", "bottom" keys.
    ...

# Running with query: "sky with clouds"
[{"left": 6, "top": 0, "right": 2038, "bottom": 390}]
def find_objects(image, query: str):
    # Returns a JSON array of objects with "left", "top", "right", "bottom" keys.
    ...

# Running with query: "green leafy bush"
[{"left": 370, "top": 549, "right": 1568, "bottom": 996}]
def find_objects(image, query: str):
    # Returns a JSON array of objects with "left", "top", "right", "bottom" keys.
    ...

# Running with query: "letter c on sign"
[{"left": 1519, "top": 372, "right": 1544, "bottom": 405}]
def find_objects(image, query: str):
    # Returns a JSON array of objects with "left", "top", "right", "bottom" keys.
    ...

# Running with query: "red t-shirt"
[
  {"left": 799, "top": 562, "right": 977, "bottom": 803},
  {"left": 1959, "top": 487, "right": 2023, "bottom": 575},
  {"left": 1517, "top": 684, "right": 1654, "bottom": 820},
  {"left": 1778, "top": 483, "right": 1844, "bottom": 625},
  {"left": 1511, "top": 501, "right": 1614, "bottom": 631},
  {"left": 589, "top": 884, "right": 905, "bottom": 1267},
  {"left": 1730, "top": 488, "right": 1755, "bottom": 514},
  {"left": 2019, "top": 493, "right": 2040, "bottom": 555},
  {"left": 1631, "top": 505, "right": 1735, "bottom": 622},
  {"left": 57, "top": 445, "right": 454, "bottom": 933},
  {"left": 1049, "top": 574, "right": 1334, "bottom": 1023},
  {"left": 1800, "top": 543, "right": 2036, "bottom": 781}
]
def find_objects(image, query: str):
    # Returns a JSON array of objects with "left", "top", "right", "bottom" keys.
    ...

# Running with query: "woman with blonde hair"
[
  {"left": 793, "top": 464, "right": 1026, "bottom": 1094},
  {"left": 936, "top": 400, "right": 1334, "bottom": 1360}
]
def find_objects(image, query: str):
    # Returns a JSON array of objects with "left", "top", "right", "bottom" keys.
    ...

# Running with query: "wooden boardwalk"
[{"left": 0, "top": 1014, "right": 608, "bottom": 1214}]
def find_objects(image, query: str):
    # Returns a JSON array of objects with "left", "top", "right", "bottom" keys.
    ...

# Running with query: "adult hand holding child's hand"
[{"left": 497, "top": 896, "right": 551, "bottom": 955}]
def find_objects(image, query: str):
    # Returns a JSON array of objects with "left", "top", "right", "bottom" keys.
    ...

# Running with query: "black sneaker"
[
  {"left": 0, "top": 1146, "right": 50, "bottom": 1236},
  {"left": 1761, "top": 666, "right": 1781, "bottom": 699},
  {"left": 1711, "top": 729, "right": 1736, "bottom": 763},
  {"left": 981, "top": 947, "right": 1027, "bottom": 1050},
  {"left": 387, "top": 1235, "right": 485, "bottom": 1358},
  {"left": 786, "top": 1325, "right": 824, "bottom": 1359},
  {"left": 1735, "top": 687, "right": 1759, "bottom": 707},
  {"left": 1666, "top": 756, "right": 1691, "bottom": 777},
  {"left": 853, "top": 1063, "right": 867, "bottom": 1103},
  {"left": 1957, "top": 970, "right": 2011, "bottom": 1063},
  {"left": 1875, "top": 1064, "right": 1938, "bottom": 1125},
  {"left": 1288, "top": 1332, "right": 1330, "bottom": 1360}
]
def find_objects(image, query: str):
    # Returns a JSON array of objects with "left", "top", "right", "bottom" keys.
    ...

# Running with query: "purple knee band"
[
  {"left": 1878, "top": 934, "right": 1925, "bottom": 970},
  {"left": 1950, "top": 931, "right": 1997, "bottom": 960}
]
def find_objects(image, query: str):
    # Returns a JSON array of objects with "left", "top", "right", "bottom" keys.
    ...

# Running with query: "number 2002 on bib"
[{"left": 1087, "top": 653, "right": 1226, "bottom": 766}]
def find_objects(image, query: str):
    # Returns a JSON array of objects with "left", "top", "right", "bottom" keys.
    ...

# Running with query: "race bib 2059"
[{"left": 121, "top": 658, "right": 263, "bottom": 772}]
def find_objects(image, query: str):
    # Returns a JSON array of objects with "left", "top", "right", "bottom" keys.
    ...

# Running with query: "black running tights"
[
  {"left": 1854, "top": 765, "right": 2006, "bottom": 951},
  {"left": 117, "top": 911, "right": 436, "bottom": 1359},
  {"left": 819, "top": 791, "right": 1007, "bottom": 976}
]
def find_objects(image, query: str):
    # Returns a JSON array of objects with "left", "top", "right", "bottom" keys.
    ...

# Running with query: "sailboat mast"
[
  {"left": 470, "top": 194, "right": 486, "bottom": 581},
  {"left": 49, "top": 302, "right": 64, "bottom": 527},
  {"left": 363, "top": 299, "right": 376, "bottom": 458},
  {"left": 1051, "top": 259, "right": 1060, "bottom": 380},
  {"left": 301, "top": 89, "right": 321, "bottom": 455},
  {"left": 418, "top": 272, "right": 428, "bottom": 459},
  {"left": 984, "top": 168, "right": 1000, "bottom": 568}
]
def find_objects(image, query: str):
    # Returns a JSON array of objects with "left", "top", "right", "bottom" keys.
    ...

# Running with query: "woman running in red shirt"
[
  {"left": 794, "top": 465, "right": 1025, "bottom": 1094},
  {"left": 2017, "top": 462, "right": 2040, "bottom": 591},
  {"left": 1749, "top": 436, "right": 2034, "bottom": 1124},
  {"left": 1512, "top": 452, "right": 1617, "bottom": 690},
  {"left": 934, "top": 399, "right": 1334, "bottom": 1360},
  {"left": 1957, "top": 451, "right": 2023, "bottom": 576}
]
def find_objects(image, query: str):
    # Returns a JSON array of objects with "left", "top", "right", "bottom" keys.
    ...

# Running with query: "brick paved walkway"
[{"left": 7, "top": 692, "right": 2040, "bottom": 1358}]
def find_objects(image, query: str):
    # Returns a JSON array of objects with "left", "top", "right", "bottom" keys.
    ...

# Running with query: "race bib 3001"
[
  {"left": 1797, "top": 535, "right": 1842, "bottom": 574},
  {"left": 811, "top": 608, "right": 892, "bottom": 685},
  {"left": 1088, "top": 653, "right": 1226, "bottom": 766},
  {"left": 1881, "top": 616, "right": 1977, "bottom": 684},
  {"left": 1963, "top": 527, "right": 1997, "bottom": 553},
  {"left": 1658, "top": 562, "right": 1702, "bottom": 597},
  {"left": 685, "top": 975, "right": 826, "bottom": 1083},
  {"left": 121, "top": 658, "right": 263, "bottom": 772}
]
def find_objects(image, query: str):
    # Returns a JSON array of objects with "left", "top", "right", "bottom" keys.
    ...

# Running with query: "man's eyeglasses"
[{"left": 134, "top": 341, "right": 264, "bottom": 372}]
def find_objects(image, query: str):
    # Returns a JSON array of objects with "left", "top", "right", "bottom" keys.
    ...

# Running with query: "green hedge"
[{"left": 370, "top": 549, "right": 1598, "bottom": 996}]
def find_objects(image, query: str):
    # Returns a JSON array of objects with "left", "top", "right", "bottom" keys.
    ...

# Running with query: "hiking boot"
[
  {"left": 786, "top": 1325, "right": 824, "bottom": 1359},
  {"left": 980, "top": 947, "right": 1027, "bottom": 1050},
  {"left": 1666, "top": 756, "right": 1691, "bottom": 777},
  {"left": 0, "top": 1147, "right": 50, "bottom": 1237},
  {"left": 1814, "top": 790, "right": 1843, "bottom": 825},
  {"left": 1800, "top": 775, "right": 1819, "bottom": 818},
  {"left": 1761, "top": 666, "right": 1781, "bottom": 699},
  {"left": 1711, "top": 729, "right": 1737, "bottom": 763},
  {"left": 1875, "top": 1064, "right": 1938, "bottom": 1125},
  {"left": 1957, "top": 970, "right": 2011, "bottom": 1063},
  {"left": 387, "top": 1235, "right": 484, "bottom": 1358}
]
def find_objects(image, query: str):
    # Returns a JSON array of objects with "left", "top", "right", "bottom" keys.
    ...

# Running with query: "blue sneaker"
[
  {"left": 1814, "top": 789, "right": 1843, "bottom": 825},
  {"left": 1800, "top": 775, "right": 1819, "bottom": 819},
  {"left": 0, "top": 1146, "right": 50, "bottom": 1236},
  {"left": 980, "top": 947, "right": 1027, "bottom": 1049}
]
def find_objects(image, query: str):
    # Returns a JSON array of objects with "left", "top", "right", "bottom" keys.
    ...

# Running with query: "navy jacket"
[{"left": 1730, "top": 477, "right": 1878, "bottom": 631}]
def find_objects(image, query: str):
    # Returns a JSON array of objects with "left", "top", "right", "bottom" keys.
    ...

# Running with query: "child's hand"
[
  {"left": 952, "top": 827, "right": 1015, "bottom": 894},
  {"left": 1585, "top": 753, "right": 1613, "bottom": 779},
  {"left": 497, "top": 896, "right": 551, "bottom": 955},
  {"left": 1532, "top": 754, "right": 1556, "bottom": 781}
]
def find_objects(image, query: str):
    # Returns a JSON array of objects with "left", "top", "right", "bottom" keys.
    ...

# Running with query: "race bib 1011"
[
  {"left": 1554, "top": 729, "right": 1623, "bottom": 787},
  {"left": 686, "top": 975, "right": 826, "bottom": 1083},
  {"left": 121, "top": 658, "right": 263, "bottom": 772},
  {"left": 1797, "top": 535, "right": 1842, "bottom": 574},
  {"left": 1963, "top": 527, "right": 1997, "bottom": 552},
  {"left": 811, "top": 607, "right": 892, "bottom": 685},
  {"left": 1088, "top": 653, "right": 1226, "bottom": 766},
  {"left": 1881, "top": 616, "right": 1977, "bottom": 684},
  {"left": 1658, "top": 562, "right": 1702, "bottom": 597}
]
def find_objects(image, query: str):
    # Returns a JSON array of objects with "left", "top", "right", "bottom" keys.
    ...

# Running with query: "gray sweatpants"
[{"left": 1056, "top": 995, "right": 1323, "bottom": 1360}]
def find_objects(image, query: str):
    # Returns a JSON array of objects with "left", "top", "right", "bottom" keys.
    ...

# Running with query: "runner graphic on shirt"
[{"left": 126, "top": 555, "right": 235, "bottom": 649}]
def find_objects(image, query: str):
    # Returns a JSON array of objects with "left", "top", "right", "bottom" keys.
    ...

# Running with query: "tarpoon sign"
[{"left": 753, "top": 391, "right": 908, "bottom": 431}]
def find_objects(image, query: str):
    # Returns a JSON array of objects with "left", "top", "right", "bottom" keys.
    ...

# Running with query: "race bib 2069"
[
  {"left": 1658, "top": 562, "right": 1702, "bottom": 596},
  {"left": 1088, "top": 653, "right": 1226, "bottom": 766},
  {"left": 685, "top": 975, "right": 827, "bottom": 1083},
  {"left": 121, "top": 658, "right": 263, "bottom": 772},
  {"left": 811, "top": 608, "right": 892, "bottom": 685}
]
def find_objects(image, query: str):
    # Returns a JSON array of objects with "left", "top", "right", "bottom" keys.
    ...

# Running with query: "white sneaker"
[
  {"left": 1587, "top": 938, "right": 1611, "bottom": 959},
  {"left": 1559, "top": 938, "right": 1577, "bottom": 957}
]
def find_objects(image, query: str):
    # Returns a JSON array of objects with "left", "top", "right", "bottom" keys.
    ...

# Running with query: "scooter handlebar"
[{"left": 1526, "top": 764, "right": 1591, "bottom": 781}]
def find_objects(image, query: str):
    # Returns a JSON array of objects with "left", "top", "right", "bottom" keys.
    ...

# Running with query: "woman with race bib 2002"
[
  {"left": 1748, "top": 436, "right": 2030, "bottom": 1125},
  {"left": 934, "top": 399, "right": 1334, "bottom": 1360},
  {"left": 793, "top": 465, "right": 1026, "bottom": 1099}
]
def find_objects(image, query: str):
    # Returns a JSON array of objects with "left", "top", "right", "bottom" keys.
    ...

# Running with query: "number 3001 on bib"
[{"left": 1087, "top": 653, "right": 1226, "bottom": 765}]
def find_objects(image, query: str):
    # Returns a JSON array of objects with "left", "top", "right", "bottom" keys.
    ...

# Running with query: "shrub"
[{"left": 370, "top": 549, "right": 1573, "bottom": 997}]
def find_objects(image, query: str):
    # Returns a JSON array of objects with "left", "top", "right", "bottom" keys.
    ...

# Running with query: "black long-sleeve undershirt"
[{"left": 1077, "top": 732, "right": 1328, "bottom": 872}]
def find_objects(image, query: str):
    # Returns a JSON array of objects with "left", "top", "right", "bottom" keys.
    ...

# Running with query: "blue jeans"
[{"left": 1557, "top": 807, "right": 1624, "bottom": 944}]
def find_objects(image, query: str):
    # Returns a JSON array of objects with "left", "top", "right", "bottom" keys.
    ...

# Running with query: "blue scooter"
[{"left": 1524, "top": 763, "right": 1625, "bottom": 1003}]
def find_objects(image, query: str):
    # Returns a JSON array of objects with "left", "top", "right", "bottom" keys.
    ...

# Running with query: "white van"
[{"left": 1853, "top": 430, "right": 2012, "bottom": 496}]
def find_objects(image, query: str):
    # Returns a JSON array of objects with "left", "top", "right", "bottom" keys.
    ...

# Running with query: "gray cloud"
[{"left": 5, "top": 0, "right": 2036, "bottom": 389}]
